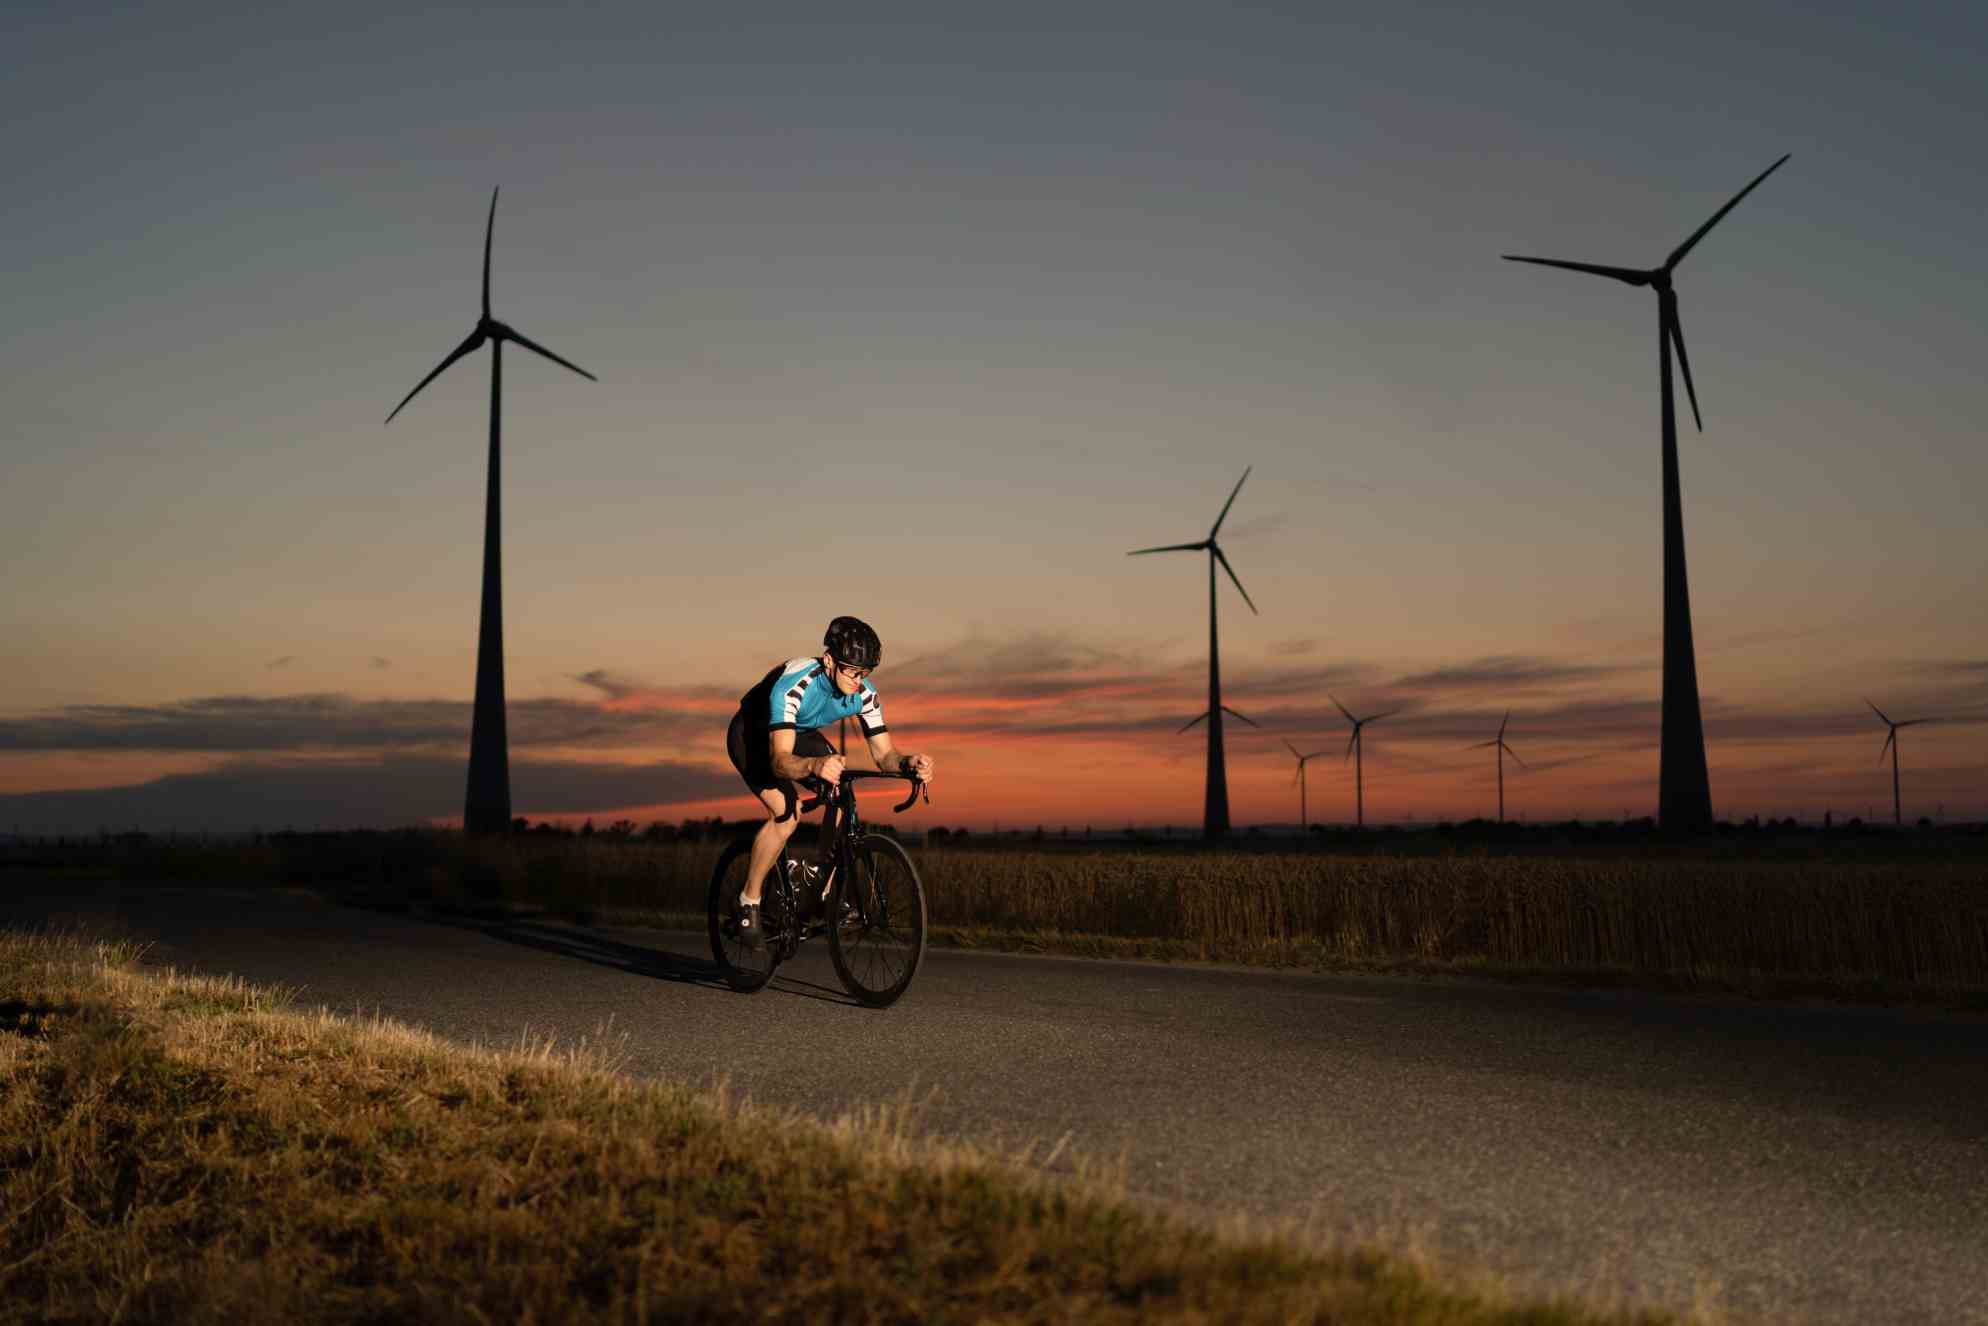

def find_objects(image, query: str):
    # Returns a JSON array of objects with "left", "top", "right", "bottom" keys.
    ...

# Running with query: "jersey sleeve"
[
  {"left": 858, "top": 684, "right": 886, "bottom": 737},
  {"left": 769, "top": 663, "right": 824, "bottom": 731}
]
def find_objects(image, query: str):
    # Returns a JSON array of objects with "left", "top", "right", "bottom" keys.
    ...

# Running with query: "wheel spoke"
[{"left": 828, "top": 835, "right": 926, "bottom": 1006}]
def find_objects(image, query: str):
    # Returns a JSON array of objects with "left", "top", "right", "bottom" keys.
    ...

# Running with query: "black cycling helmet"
[{"left": 823, "top": 615, "right": 882, "bottom": 669}]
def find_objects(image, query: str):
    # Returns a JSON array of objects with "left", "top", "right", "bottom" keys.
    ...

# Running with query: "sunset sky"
[{"left": 5, "top": 2, "right": 1985, "bottom": 833}]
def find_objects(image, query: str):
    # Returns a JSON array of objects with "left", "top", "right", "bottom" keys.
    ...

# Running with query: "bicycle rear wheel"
[
  {"left": 828, "top": 832, "right": 926, "bottom": 1008},
  {"left": 707, "top": 837, "right": 779, "bottom": 993}
]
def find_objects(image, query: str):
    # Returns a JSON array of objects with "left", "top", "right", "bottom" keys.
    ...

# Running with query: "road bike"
[{"left": 707, "top": 769, "right": 929, "bottom": 1007}]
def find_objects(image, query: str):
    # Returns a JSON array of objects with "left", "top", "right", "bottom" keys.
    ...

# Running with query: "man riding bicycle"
[{"left": 725, "top": 615, "right": 935, "bottom": 948}]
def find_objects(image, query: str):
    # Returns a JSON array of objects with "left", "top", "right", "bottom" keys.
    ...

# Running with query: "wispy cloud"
[
  {"left": 0, "top": 693, "right": 708, "bottom": 754},
  {"left": 0, "top": 755, "right": 740, "bottom": 833},
  {"left": 1387, "top": 656, "right": 1638, "bottom": 692},
  {"left": 1907, "top": 659, "right": 1988, "bottom": 681}
]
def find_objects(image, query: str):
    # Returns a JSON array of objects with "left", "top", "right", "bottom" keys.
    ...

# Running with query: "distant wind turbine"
[
  {"left": 1866, "top": 699, "right": 1940, "bottom": 827},
  {"left": 385, "top": 188, "right": 597, "bottom": 834},
  {"left": 1329, "top": 694, "right": 1397, "bottom": 829},
  {"left": 1129, "top": 468, "right": 1260, "bottom": 839},
  {"left": 1282, "top": 738, "right": 1331, "bottom": 835},
  {"left": 1504, "top": 154, "right": 1789, "bottom": 832},
  {"left": 1470, "top": 710, "right": 1527, "bottom": 823}
]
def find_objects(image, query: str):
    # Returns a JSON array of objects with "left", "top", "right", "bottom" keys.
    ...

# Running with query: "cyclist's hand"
[
  {"left": 903, "top": 753, "right": 933, "bottom": 783},
  {"left": 817, "top": 753, "right": 846, "bottom": 786}
]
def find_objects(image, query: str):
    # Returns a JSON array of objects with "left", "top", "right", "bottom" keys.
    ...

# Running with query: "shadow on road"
[{"left": 405, "top": 907, "right": 865, "bottom": 1007}]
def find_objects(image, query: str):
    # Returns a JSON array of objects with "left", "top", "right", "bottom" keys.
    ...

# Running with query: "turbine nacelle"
[
  {"left": 385, "top": 188, "right": 598, "bottom": 426},
  {"left": 1866, "top": 698, "right": 1936, "bottom": 763},
  {"left": 1470, "top": 710, "right": 1528, "bottom": 769},
  {"left": 1126, "top": 467, "right": 1259, "bottom": 614},
  {"left": 1502, "top": 154, "right": 1789, "bottom": 436},
  {"left": 1180, "top": 706, "right": 1258, "bottom": 736},
  {"left": 1283, "top": 738, "right": 1330, "bottom": 786}
]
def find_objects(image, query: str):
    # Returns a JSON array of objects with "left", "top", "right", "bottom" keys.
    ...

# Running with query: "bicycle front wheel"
[
  {"left": 707, "top": 837, "right": 778, "bottom": 993},
  {"left": 828, "top": 832, "right": 927, "bottom": 1008}
]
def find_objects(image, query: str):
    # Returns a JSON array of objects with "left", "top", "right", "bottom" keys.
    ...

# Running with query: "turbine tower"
[
  {"left": 1329, "top": 694, "right": 1396, "bottom": 829},
  {"left": 1470, "top": 710, "right": 1526, "bottom": 823},
  {"left": 1504, "top": 155, "right": 1789, "bottom": 832},
  {"left": 386, "top": 189, "right": 597, "bottom": 834},
  {"left": 1128, "top": 468, "right": 1260, "bottom": 839},
  {"left": 1866, "top": 699, "right": 1939, "bottom": 827},
  {"left": 1283, "top": 738, "right": 1330, "bottom": 835}
]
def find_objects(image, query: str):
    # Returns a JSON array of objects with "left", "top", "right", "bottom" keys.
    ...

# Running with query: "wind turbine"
[
  {"left": 1470, "top": 710, "right": 1527, "bottom": 823},
  {"left": 1866, "top": 699, "right": 1940, "bottom": 827},
  {"left": 1282, "top": 738, "right": 1331, "bottom": 835},
  {"left": 1129, "top": 468, "right": 1260, "bottom": 839},
  {"left": 1504, "top": 154, "right": 1789, "bottom": 832},
  {"left": 386, "top": 189, "right": 597, "bottom": 834},
  {"left": 1329, "top": 694, "right": 1397, "bottom": 829}
]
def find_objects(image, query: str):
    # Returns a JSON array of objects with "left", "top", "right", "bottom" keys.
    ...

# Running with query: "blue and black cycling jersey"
[{"left": 741, "top": 657, "right": 886, "bottom": 739}]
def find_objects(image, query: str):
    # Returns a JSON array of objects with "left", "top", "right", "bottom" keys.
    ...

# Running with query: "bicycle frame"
[
  {"left": 797, "top": 769, "right": 926, "bottom": 927},
  {"left": 709, "top": 766, "right": 930, "bottom": 1004}
]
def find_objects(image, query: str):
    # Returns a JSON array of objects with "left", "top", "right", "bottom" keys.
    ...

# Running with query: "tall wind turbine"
[
  {"left": 1329, "top": 694, "right": 1396, "bottom": 829},
  {"left": 1470, "top": 710, "right": 1527, "bottom": 823},
  {"left": 1282, "top": 738, "right": 1331, "bottom": 835},
  {"left": 1866, "top": 699, "right": 1940, "bottom": 827},
  {"left": 386, "top": 189, "right": 597, "bottom": 834},
  {"left": 1129, "top": 468, "right": 1260, "bottom": 839},
  {"left": 1505, "top": 155, "right": 1789, "bottom": 832}
]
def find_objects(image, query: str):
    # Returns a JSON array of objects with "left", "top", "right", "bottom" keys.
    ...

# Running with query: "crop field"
[{"left": 11, "top": 826, "right": 1987, "bottom": 1002}]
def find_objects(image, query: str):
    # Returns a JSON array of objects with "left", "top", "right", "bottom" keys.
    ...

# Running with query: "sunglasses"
[{"left": 831, "top": 660, "right": 872, "bottom": 681}]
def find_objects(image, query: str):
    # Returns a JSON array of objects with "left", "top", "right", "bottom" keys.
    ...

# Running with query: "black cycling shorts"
[{"left": 727, "top": 707, "right": 836, "bottom": 796}]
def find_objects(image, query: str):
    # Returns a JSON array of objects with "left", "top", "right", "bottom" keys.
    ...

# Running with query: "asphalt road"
[{"left": 8, "top": 879, "right": 1986, "bottom": 1325}]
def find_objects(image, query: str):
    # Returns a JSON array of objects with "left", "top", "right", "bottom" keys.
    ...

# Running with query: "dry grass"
[
  {"left": 916, "top": 851, "right": 1988, "bottom": 1002},
  {"left": 12, "top": 829, "right": 1988, "bottom": 1001},
  {"left": 0, "top": 928, "right": 1681, "bottom": 1325}
]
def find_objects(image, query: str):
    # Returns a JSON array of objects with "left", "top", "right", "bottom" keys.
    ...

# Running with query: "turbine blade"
[
  {"left": 1502, "top": 255, "right": 1652, "bottom": 286},
  {"left": 1865, "top": 698, "right": 1893, "bottom": 727},
  {"left": 1179, "top": 712, "right": 1209, "bottom": 735},
  {"left": 1213, "top": 546, "right": 1258, "bottom": 614},
  {"left": 1345, "top": 731, "right": 1359, "bottom": 761},
  {"left": 1897, "top": 718, "right": 1935, "bottom": 729},
  {"left": 1878, "top": 730, "right": 1895, "bottom": 763},
  {"left": 1497, "top": 709, "right": 1510, "bottom": 741},
  {"left": 1305, "top": 750, "right": 1330, "bottom": 762},
  {"left": 483, "top": 187, "right": 498, "bottom": 319},
  {"left": 1368, "top": 709, "right": 1400, "bottom": 724},
  {"left": 1126, "top": 540, "right": 1206, "bottom": 556},
  {"left": 501, "top": 326, "right": 599, "bottom": 383},
  {"left": 384, "top": 329, "right": 486, "bottom": 424},
  {"left": 1282, "top": 738, "right": 1302, "bottom": 759},
  {"left": 1667, "top": 298, "right": 1703, "bottom": 432},
  {"left": 1471, "top": 739, "right": 1498, "bottom": 749},
  {"left": 1209, "top": 466, "right": 1251, "bottom": 538},
  {"left": 1221, "top": 705, "right": 1259, "bottom": 727},
  {"left": 1503, "top": 742, "right": 1528, "bottom": 770},
  {"left": 1327, "top": 692, "right": 1356, "bottom": 725},
  {"left": 1665, "top": 154, "right": 1790, "bottom": 271}
]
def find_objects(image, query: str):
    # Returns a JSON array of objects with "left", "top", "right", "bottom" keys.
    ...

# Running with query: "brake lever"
[{"left": 892, "top": 776, "right": 927, "bottom": 814}]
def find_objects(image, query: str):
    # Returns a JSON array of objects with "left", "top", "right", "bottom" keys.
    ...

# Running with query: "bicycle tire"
[
  {"left": 707, "top": 836, "right": 779, "bottom": 993},
  {"left": 828, "top": 832, "right": 927, "bottom": 1008}
]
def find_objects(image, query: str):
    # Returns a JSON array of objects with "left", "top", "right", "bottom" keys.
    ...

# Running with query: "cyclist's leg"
[
  {"left": 730, "top": 718, "right": 834, "bottom": 905},
  {"left": 741, "top": 785, "right": 799, "bottom": 905},
  {"left": 729, "top": 709, "right": 798, "bottom": 906}
]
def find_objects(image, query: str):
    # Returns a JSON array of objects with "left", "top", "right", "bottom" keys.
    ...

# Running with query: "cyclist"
[{"left": 725, "top": 615, "right": 935, "bottom": 947}]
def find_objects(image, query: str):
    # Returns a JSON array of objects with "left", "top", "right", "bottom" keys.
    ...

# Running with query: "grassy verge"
[{"left": 0, "top": 928, "right": 1679, "bottom": 1325}]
